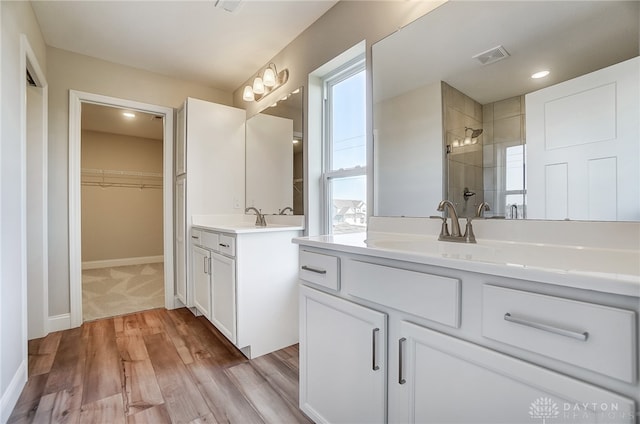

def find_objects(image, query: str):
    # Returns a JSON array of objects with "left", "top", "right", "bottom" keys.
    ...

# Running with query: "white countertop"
[
  {"left": 293, "top": 232, "right": 640, "bottom": 298},
  {"left": 192, "top": 214, "right": 304, "bottom": 234}
]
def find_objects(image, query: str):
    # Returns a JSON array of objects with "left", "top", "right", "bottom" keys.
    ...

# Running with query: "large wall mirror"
[
  {"left": 245, "top": 87, "right": 303, "bottom": 215},
  {"left": 373, "top": 1, "right": 639, "bottom": 221}
]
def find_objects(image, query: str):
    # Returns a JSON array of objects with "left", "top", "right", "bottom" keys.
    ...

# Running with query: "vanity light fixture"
[
  {"left": 531, "top": 70, "right": 550, "bottom": 79},
  {"left": 243, "top": 63, "right": 289, "bottom": 102},
  {"left": 122, "top": 112, "right": 136, "bottom": 118}
]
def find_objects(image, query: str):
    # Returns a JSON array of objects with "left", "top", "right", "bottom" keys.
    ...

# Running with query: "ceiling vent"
[
  {"left": 214, "top": 0, "right": 242, "bottom": 13},
  {"left": 472, "top": 45, "right": 510, "bottom": 65}
]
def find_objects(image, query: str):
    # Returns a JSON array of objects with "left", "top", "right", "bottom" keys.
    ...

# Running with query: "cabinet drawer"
[
  {"left": 299, "top": 250, "right": 339, "bottom": 291},
  {"left": 200, "top": 231, "right": 219, "bottom": 251},
  {"left": 482, "top": 285, "right": 636, "bottom": 383},
  {"left": 218, "top": 234, "right": 235, "bottom": 257},
  {"left": 191, "top": 229, "right": 202, "bottom": 245},
  {"left": 342, "top": 259, "right": 460, "bottom": 328}
]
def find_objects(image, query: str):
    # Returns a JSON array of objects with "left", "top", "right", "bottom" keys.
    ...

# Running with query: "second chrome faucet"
[{"left": 245, "top": 207, "right": 267, "bottom": 227}]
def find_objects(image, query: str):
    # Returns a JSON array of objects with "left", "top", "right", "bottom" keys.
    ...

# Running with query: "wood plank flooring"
[{"left": 9, "top": 308, "right": 313, "bottom": 424}]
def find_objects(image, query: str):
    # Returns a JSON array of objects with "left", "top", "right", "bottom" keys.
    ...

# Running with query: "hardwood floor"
[{"left": 9, "top": 308, "right": 313, "bottom": 424}]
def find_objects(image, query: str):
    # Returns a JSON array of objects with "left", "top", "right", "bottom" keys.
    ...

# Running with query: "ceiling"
[
  {"left": 31, "top": 0, "right": 338, "bottom": 93},
  {"left": 373, "top": 1, "right": 640, "bottom": 104},
  {"left": 82, "top": 103, "right": 164, "bottom": 140}
]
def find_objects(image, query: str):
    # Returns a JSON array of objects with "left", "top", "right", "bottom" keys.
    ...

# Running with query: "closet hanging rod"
[
  {"left": 81, "top": 168, "right": 162, "bottom": 179},
  {"left": 81, "top": 181, "right": 163, "bottom": 189}
]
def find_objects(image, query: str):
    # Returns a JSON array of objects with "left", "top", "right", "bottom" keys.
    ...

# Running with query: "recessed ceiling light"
[
  {"left": 292, "top": 139, "right": 299, "bottom": 145},
  {"left": 531, "top": 70, "right": 550, "bottom": 79},
  {"left": 122, "top": 112, "right": 136, "bottom": 118}
]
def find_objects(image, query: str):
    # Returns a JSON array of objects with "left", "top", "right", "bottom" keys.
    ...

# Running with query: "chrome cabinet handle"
[
  {"left": 203, "top": 257, "right": 208, "bottom": 274},
  {"left": 191, "top": 235, "right": 199, "bottom": 239},
  {"left": 301, "top": 265, "right": 327, "bottom": 275},
  {"left": 219, "top": 243, "right": 230, "bottom": 248},
  {"left": 398, "top": 337, "right": 407, "bottom": 385},
  {"left": 372, "top": 328, "right": 380, "bottom": 371},
  {"left": 504, "top": 313, "right": 589, "bottom": 341}
]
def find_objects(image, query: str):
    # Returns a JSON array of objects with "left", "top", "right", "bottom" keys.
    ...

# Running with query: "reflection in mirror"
[
  {"left": 245, "top": 88, "right": 303, "bottom": 215},
  {"left": 373, "top": 1, "right": 639, "bottom": 221}
]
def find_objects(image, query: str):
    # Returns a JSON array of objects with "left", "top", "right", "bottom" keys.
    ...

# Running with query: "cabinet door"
[
  {"left": 210, "top": 252, "right": 236, "bottom": 344},
  {"left": 175, "top": 176, "right": 187, "bottom": 304},
  {"left": 192, "top": 246, "right": 211, "bottom": 319},
  {"left": 300, "top": 285, "right": 387, "bottom": 424},
  {"left": 391, "top": 321, "right": 635, "bottom": 424}
]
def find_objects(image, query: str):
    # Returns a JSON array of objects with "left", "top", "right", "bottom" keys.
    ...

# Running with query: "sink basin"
[{"left": 365, "top": 237, "right": 640, "bottom": 277}]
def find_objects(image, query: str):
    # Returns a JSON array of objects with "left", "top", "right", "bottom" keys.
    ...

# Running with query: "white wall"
[
  {"left": 246, "top": 114, "right": 294, "bottom": 215},
  {"left": 47, "top": 47, "right": 232, "bottom": 318},
  {"left": 374, "top": 81, "right": 443, "bottom": 216},
  {"left": 1, "top": 1, "right": 47, "bottom": 420}
]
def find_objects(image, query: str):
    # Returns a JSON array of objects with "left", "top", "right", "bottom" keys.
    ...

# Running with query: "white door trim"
[
  {"left": 21, "top": 34, "right": 49, "bottom": 340},
  {"left": 68, "top": 90, "right": 175, "bottom": 328}
]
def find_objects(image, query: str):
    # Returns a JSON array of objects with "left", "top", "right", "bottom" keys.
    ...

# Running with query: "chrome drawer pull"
[
  {"left": 504, "top": 313, "right": 589, "bottom": 341},
  {"left": 398, "top": 337, "right": 407, "bottom": 385},
  {"left": 191, "top": 235, "right": 199, "bottom": 239},
  {"left": 372, "top": 328, "right": 380, "bottom": 371},
  {"left": 219, "top": 243, "right": 230, "bottom": 248},
  {"left": 301, "top": 265, "right": 327, "bottom": 275}
]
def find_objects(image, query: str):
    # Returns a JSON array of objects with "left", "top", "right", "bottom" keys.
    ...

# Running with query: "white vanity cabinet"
[
  {"left": 191, "top": 229, "right": 236, "bottom": 343},
  {"left": 210, "top": 252, "right": 236, "bottom": 343},
  {"left": 393, "top": 321, "right": 634, "bottom": 423},
  {"left": 191, "top": 245, "right": 212, "bottom": 319},
  {"left": 296, "top": 244, "right": 638, "bottom": 424},
  {"left": 299, "top": 284, "right": 387, "bottom": 424},
  {"left": 192, "top": 225, "right": 302, "bottom": 359},
  {"left": 174, "top": 98, "right": 245, "bottom": 308}
]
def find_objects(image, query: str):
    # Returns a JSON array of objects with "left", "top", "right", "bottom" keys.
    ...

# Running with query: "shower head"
[{"left": 466, "top": 127, "right": 483, "bottom": 138}]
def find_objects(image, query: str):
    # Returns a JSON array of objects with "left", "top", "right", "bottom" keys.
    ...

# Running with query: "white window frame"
[{"left": 321, "top": 55, "right": 366, "bottom": 234}]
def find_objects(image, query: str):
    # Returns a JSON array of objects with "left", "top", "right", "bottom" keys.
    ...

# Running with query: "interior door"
[{"left": 526, "top": 57, "right": 639, "bottom": 221}]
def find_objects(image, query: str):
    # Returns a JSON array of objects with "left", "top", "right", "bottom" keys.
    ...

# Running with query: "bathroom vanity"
[
  {"left": 295, "top": 218, "right": 639, "bottom": 423},
  {"left": 191, "top": 214, "right": 303, "bottom": 358}
]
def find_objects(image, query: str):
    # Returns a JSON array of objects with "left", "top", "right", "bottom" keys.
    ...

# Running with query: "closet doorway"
[
  {"left": 81, "top": 104, "right": 164, "bottom": 321},
  {"left": 69, "top": 91, "right": 174, "bottom": 327}
]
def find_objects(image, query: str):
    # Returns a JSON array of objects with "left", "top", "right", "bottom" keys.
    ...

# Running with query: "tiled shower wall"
[
  {"left": 482, "top": 96, "right": 526, "bottom": 219},
  {"left": 442, "top": 82, "right": 484, "bottom": 218}
]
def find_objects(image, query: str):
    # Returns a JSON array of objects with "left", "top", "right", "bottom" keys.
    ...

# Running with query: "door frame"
[
  {"left": 21, "top": 34, "right": 49, "bottom": 340},
  {"left": 68, "top": 90, "right": 175, "bottom": 328}
]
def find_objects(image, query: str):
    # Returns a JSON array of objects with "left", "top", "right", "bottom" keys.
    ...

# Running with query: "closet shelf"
[{"left": 81, "top": 168, "right": 163, "bottom": 189}]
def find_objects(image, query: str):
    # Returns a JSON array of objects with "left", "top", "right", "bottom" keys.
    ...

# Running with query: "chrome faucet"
[
  {"left": 279, "top": 206, "right": 293, "bottom": 215},
  {"left": 437, "top": 200, "right": 462, "bottom": 237},
  {"left": 476, "top": 202, "right": 491, "bottom": 218},
  {"left": 245, "top": 207, "right": 266, "bottom": 227},
  {"left": 436, "top": 200, "right": 477, "bottom": 243}
]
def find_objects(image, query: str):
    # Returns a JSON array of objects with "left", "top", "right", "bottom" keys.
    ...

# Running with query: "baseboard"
[
  {"left": 82, "top": 255, "right": 164, "bottom": 270},
  {"left": 48, "top": 313, "right": 71, "bottom": 332},
  {"left": 0, "top": 359, "right": 27, "bottom": 423}
]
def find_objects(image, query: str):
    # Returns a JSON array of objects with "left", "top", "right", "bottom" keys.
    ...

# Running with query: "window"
[
  {"left": 504, "top": 144, "right": 527, "bottom": 219},
  {"left": 322, "top": 57, "right": 366, "bottom": 234}
]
